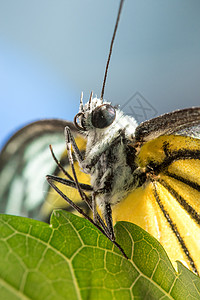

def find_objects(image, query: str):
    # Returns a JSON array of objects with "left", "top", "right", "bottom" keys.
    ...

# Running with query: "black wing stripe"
[
  {"left": 152, "top": 181, "right": 199, "bottom": 276},
  {"left": 151, "top": 149, "right": 200, "bottom": 175},
  {"left": 164, "top": 170, "right": 200, "bottom": 193},
  {"left": 158, "top": 178, "right": 200, "bottom": 225}
]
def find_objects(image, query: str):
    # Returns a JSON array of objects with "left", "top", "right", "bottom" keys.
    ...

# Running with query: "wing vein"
[
  {"left": 152, "top": 180, "right": 199, "bottom": 275},
  {"left": 159, "top": 177, "right": 200, "bottom": 225}
]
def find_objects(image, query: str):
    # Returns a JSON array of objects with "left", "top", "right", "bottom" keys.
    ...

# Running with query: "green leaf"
[{"left": 0, "top": 211, "right": 199, "bottom": 300}]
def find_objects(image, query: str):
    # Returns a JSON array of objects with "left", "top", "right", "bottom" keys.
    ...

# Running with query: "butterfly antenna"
[{"left": 100, "top": 0, "right": 125, "bottom": 101}]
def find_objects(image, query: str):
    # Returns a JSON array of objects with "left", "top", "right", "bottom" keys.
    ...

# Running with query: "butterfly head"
[
  {"left": 74, "top": 92, "right": 138, "bottom": 140},
  {"left": 74, "top": 92, "right": 116, "bottom": 132}
]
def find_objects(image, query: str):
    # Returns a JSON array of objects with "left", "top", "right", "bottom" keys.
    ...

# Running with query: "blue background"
[{"left": 1, "top": 0, "right": 200, "bottom": 148}]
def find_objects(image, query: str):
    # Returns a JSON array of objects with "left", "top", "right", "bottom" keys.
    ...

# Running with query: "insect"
[
  {"left": 45, "top": 0, "right": 200, "bottom": 274},
  {"left": 1, "top": 0, "right": 200, "bottom": 275}
]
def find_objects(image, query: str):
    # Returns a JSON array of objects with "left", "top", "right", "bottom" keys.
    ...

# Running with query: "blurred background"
[{"left": 1, "top": 0, "right": 200, "bottom": 148}]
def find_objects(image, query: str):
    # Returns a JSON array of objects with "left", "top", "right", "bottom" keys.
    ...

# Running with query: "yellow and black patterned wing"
[{"left": 113, "top": 107, "right": 200, "bottom": 275}]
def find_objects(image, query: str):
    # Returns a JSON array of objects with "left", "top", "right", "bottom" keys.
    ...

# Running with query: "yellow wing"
[{"left": 112, "top": 135, "right": 200, "bottom": 275}]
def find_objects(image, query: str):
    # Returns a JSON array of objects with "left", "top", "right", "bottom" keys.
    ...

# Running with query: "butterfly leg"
[
  {"left": 64, "top": 126, "right": 102, "bottom": 228},
  {"left": 64, "top": 126, "right": 85, "bottom": 168},
  {"left": 91, "top": 192, "right": 97, "bottom": 224},
  {"left": 64, "top": 126, "right": 94, "bottom": 211},
  {"left": 92, "top": 191, "right": 114, "bottom": 241},
  {"left": 46, "top": 175, "right": 106, "bottom": 233},
  {"left": 46, "top": 174, "right": 111, "bottom": 236},
  {"left": 49, "top": 143, "right": 112, "bottom": 236},
  {"left": 46, "top": 175, "right": 127, "bottom": 258},
  {"left": 46, "top": 174, "right": 93, "bottom": 192},
  {"left": 92, "top": 188, "right": 115, "bottom": 241},
  {"left": 54, "top": 128, "right": 113, "bottom": 238},
  {"left": 104, "top": 202, "right": 115, "bottom": 240}
]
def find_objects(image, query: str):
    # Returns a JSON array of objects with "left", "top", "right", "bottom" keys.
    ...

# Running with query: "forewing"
[{"left": 135, "top": 107, "right": 200, "bottom": 142}]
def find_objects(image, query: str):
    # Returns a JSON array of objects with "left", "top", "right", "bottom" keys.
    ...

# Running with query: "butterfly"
[
  {"left": 44, "top": 93, "right": 200, "bottom": 275},
  {"left": 0, "top": 0, "right": 200, "bottom": 275}
]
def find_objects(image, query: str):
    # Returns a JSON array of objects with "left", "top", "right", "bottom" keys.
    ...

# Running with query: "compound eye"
[{"left": 91, "top": 104, "right": 116, "bottom": 129}]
